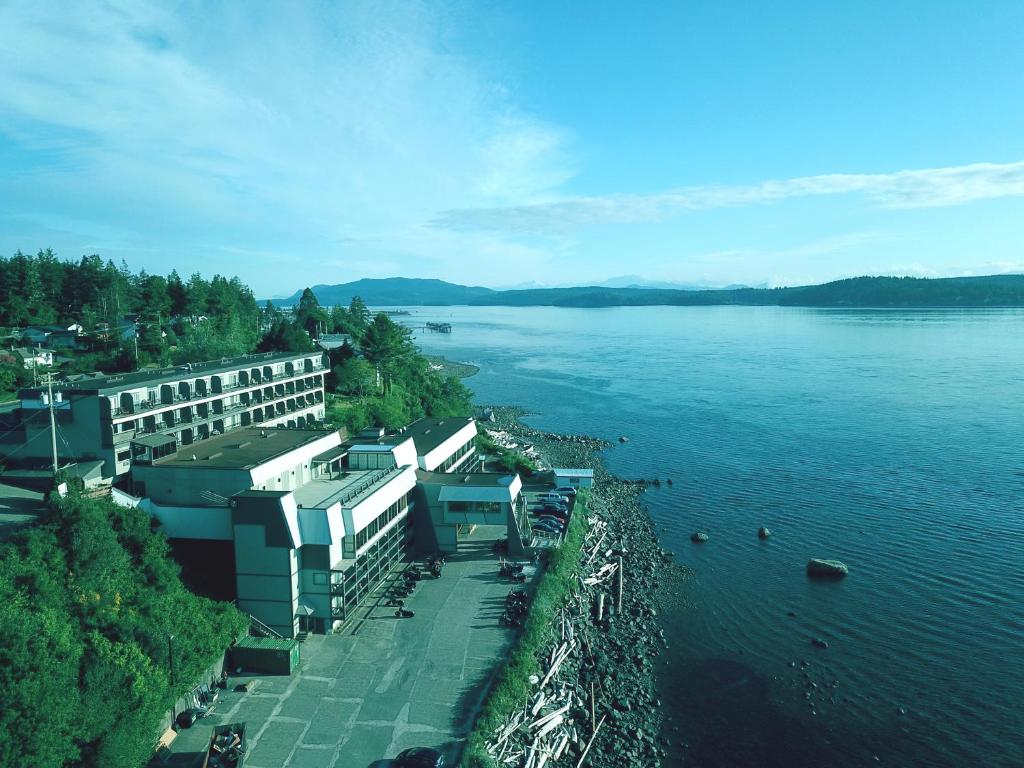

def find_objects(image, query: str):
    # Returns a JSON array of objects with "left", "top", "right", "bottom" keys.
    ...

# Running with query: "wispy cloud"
[
  {"left": 432, "top": 160, "right": 1024, "bottom": 233},
  {"left": 0, "top": 1, "right": 569, "bottom": 289}
]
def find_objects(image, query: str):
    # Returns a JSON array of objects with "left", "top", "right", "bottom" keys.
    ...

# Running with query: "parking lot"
[
  {"left": 521, "top": 483, "right": 577, "bottom": 544},
  {"left": 155, "top": 525, "right": 539, "bottom": 768}
]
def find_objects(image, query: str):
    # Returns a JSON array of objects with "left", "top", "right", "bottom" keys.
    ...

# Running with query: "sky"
[{"left": 1, "top": 1, "right": 1023, "bottom": 296}]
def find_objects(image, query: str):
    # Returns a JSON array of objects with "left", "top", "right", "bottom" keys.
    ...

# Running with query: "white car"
[{"left": 540, "top": 492, "right": 569, "bottom": 505}]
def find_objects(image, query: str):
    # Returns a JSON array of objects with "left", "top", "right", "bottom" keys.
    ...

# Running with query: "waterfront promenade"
[{"left": 156, "top": 525, "right": 531, "bottom": 767}]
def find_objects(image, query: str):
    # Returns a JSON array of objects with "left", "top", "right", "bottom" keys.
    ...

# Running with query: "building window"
[
  {"left": 117, "top": 450, "right": 130, "bottom": 462},
  {"left": 313, "top": 572, "right": 327, "bottom": 586}
]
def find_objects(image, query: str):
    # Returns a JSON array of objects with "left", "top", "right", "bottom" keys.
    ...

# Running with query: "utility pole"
[
  {"left": 168, "top": 633, "right": 176, "bottom": 728},
  {"left": 45, "top": 373, "right": 59, "bottom": 477}
]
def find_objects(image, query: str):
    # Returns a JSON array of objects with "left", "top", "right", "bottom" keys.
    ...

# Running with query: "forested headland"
[{"left": 0, "top": 248, "right": 473, "bottom": 428}]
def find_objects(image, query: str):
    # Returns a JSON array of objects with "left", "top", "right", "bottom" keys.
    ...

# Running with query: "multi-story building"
[
  {"left": 378, "top": 416, "right": 480, "bottom": 473},
  {"left": 129, "top": 425, "right": 419, "bottom": 636},
  {"left": 122, "top": 415, "right": 534, "bottom": 638},
  {"left": 3, "top": 351, "right": 326, "bottom": 480}
]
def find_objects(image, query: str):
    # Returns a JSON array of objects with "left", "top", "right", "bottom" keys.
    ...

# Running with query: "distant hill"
[
  {"left": 273, "top": 274, "right": 1024, "bottom": 309},
  {"left": 273, "top": 277, "right": 495, "bottom": 307},
  {"left": 470, "top": 275, "right": 1024, "bottom": 308}
]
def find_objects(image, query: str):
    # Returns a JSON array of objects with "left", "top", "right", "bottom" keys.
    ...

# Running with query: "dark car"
[
  {"left": 532, "top": 519, "right": 563, "bottom": 534},
  {"left": 554, "top": 486, "right": 578, "bottom": 498},
  {"left": 539, "top": 500, "right": 568, "bottom": 512},
  {"left": 395, "top": 746, "right": 447, "bottom": 768}
]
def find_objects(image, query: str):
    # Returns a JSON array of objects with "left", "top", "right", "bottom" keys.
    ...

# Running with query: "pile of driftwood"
[
  {"left": 482, "top": 519, "right": 622, "bottom": 767},
  {"left": 484, "top": 429, "right": 547, "bottom": 469}
]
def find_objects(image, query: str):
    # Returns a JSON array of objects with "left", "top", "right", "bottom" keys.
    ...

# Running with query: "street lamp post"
[{"left": 167, "top": 634, "right": 175, "bottom": 728}]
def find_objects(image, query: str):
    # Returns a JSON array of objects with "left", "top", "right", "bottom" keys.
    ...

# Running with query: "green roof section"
[{"left": 234, "top": 636, "right": 298, "bottom": 651}]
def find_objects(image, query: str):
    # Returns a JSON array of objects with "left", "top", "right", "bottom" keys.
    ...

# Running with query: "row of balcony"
[
  {"left": 108, "top": 392, "right": 324, "bottom": 446},
  {"left": 110, "top": 370, "right": 324, "bottom": 418}
]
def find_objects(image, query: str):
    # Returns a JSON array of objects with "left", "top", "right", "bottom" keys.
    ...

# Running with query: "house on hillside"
[{"left": 12, "top": 347, "right": 54, "bottom": 369}]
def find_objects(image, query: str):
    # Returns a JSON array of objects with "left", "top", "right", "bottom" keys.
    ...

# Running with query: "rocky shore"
[{"left": 477, "top": 406, "right": 688, "bottom": 767}]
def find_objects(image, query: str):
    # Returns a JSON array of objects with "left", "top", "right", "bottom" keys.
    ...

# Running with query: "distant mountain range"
[
  {"left": 273, "top": 278, "right": 494, "bottom": 307},
  {"left": 271, "top": 274, "right": 1024, "bottom": 309}
]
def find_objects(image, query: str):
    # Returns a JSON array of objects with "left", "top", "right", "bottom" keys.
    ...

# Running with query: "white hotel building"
[{"left": 124, "top": 417, "right": 527, "bottom": 638}]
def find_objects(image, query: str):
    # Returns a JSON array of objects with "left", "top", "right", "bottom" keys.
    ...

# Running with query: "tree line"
[{"left": 1, "top": 248, "right": 472, "bottom": 428}]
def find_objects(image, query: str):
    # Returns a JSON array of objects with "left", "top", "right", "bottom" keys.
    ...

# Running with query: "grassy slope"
[{"left": 461, "top": 490, "right": 590, "bottom": 768}]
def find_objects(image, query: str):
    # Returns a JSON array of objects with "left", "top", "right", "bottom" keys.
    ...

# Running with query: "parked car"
[
  {"left": 395, "top": 747, "right": 447, "bottom": 768},
  {"left": 535, "top": 515, "right": 566, "bottom": 529},
  {"left": 554, "top": 486, "right": 578, "bottom": 498},
  {"left": 539, "top": 503, "right": 568, "bottom": 515},
  {"left": 536, "top": 512, "right": 569, "bottom": 524},
  {"left": 540, "top": 492, "right": 570, "bottom": 505},
  {"left": 532, "top": 519, "right": 564, "bottom": 534},
  {"left": 538, "top": 498, "right": 568, "bottom": 510}
]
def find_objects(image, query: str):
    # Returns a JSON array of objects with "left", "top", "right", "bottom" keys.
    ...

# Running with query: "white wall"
[
  {"left": 146, "top": 500, "right": 233, "bottom": 540},
  {"left": 420, "top": 421, "right": 477, "bottom": 471},
  {"left": 343, "top": 466, "right": 417, "bottom": 535}
]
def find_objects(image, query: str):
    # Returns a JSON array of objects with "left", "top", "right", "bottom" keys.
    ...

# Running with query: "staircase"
[{"left": 248, "top": 614, "right": 284, "bottom": 639}]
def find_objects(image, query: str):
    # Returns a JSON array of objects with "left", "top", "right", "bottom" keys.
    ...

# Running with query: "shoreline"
[
  {"left": 475, "top": 405, "right": 688, "bottom": 766},
  {"left": 425, "top": 355, "right": 480, "bottom": 379}
]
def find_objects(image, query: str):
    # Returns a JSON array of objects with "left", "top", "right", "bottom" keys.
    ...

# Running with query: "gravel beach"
[{"left": 478, "top": 405, "right": 690, "bottom": 766}]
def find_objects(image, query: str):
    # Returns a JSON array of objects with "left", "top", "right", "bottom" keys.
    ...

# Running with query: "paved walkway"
[{"left": 159, "top": 525, "right": 534, "bottom": 768}]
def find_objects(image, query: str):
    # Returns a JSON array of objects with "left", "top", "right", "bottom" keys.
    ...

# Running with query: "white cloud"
[
  {"left": 0, "top": 0, "right": 569, "bottom": 290},
  {"left": 432, "top": 160, "right": 1024, "bottom": 233}
]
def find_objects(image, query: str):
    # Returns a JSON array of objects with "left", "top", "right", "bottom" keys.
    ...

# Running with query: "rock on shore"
[{"left": 806, "top": 558, "right": 849, "bottom": 578}]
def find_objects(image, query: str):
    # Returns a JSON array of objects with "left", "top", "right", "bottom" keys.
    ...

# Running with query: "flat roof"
[
  {"left": 379, "top": 417, "right": 475, "bottom": 456},
  {"left": 416, "top": 470, "right": 518, "bottom": 487},
  {"left": 293, "top": 467, "right": 407, "bottom": 510},
  {"left": 153, "top": 427, "right": 336, "bottom": 470},
  {"left": 311, "top": 444, "right": 349, "bottom": 463},
  {"left": 35, "top": 350, "right": 322, "bottom": 395},
  {"left": 554, "top": 468, "right": 594, "bottom": 477}
]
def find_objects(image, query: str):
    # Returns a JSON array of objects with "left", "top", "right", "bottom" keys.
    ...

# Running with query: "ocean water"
[{"left": 406, "top": 305, "right": 1024, "bottom": 768}]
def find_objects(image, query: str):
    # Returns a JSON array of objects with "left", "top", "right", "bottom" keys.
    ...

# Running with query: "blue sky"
[{"left": 1, "top": 1, "right": 1023, "bottom": 295}]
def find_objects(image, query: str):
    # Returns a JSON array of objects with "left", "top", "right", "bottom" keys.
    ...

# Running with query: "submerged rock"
[
  {"left": 807, "top": 558, "right": 849, "bottom": 578},
  {"left": 758, "top": 526, "right": 771, "bottom": 539},
  {"left": 619, "top": 435, "right": 629, "bottom": 443},
  {"left": 690, "top": 532, "right": 709, "bottom": 543}
]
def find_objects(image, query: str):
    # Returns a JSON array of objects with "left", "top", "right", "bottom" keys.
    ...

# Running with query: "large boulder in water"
[
  {"left": 758, "top": 527, "right": 771, "bottom": 539},
  {"left": 807, "top": 558, "right": 848, "bottom": 578},
  {"left": 691, "top": 531, "right": 709, "bottom": 543}
]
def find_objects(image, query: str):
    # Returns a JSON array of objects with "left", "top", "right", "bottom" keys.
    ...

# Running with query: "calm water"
[{"left": 407, "top": 305, "right": 1024, "bottom": 768}]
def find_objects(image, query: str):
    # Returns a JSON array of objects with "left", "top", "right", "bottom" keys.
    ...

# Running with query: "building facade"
[{"left": 3, "top": 350, "right": 326, "bottom": 480}]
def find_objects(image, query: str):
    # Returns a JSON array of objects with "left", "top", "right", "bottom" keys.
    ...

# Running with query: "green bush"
[
  {"left": 0, "top": 489, "right": 248, "bottom": 768},
  {"left": 461, "top": 491, "right": 591, "bottom": 768}
]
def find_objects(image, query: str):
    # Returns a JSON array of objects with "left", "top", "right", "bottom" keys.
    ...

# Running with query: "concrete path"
[{"left": 158, "top": 525, "right": 534, "bottom": 767}]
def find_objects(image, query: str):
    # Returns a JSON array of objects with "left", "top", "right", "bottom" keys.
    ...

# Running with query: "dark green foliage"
[
  {"left": 257, "top": 318, "right": 315, "bottom": 353},
  {"left": 0, "top": 250, "right": 260, "bottom": 368},
  {"left": 0, "top": 491, "right": 247, "bottom": 768}
]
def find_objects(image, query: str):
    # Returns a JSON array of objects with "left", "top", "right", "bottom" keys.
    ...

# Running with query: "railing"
[
  {"left": 111, "top": 370, "right": 325, "bottom": 424},
  {"left": 249, "top": 614, "right": 284, "bottom": 639}
]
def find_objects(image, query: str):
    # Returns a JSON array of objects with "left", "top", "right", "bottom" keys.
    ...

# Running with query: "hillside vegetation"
[{"left": 0, "top": 488, "right": 247, "bottom": 768}]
